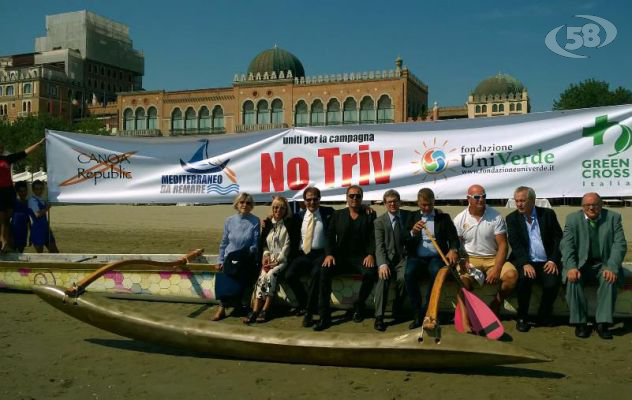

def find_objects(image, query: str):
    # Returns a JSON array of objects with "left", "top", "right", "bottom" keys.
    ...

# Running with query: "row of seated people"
[{"left": 213, "top": 184, "right": 627, "bottom": 340}]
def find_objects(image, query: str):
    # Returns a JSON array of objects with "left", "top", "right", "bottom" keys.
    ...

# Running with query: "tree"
[
  {"left": 553, "top": 79, "right": 632, "bottom": 110},
  {"left": 0, "top": 114, "right": 110, "bottom": 173}
]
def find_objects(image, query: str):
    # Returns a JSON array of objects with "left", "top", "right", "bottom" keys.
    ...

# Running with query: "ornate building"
[
  {"left": 111, "top": 47, "right": 428, "bottom": 136},
  {"left": 466, "top": 73, "right": 529, "bottom": 118},
  {"left": 0, "top": 10, "right": 144, "bottom": 124}
]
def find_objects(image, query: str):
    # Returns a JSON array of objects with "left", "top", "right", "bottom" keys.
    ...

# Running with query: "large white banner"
[{"left": 46, "top": 105, "right": 632, "bottom": 203}]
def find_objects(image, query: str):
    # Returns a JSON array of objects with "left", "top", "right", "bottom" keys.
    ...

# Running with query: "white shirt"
[
  {"left": 301, "top": 208, "right": 326, "bottom": 250},
  {"left": 453, "top": 206, "right": 506, "bottom": 257}
]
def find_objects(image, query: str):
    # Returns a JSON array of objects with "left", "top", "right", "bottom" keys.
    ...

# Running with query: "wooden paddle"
[{"left": 420, "top": 225, "right": 504, "bottom": 340}]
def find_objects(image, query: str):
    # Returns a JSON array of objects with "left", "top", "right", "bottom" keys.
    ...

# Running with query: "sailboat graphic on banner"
[{"left": 179, "top": 140, "right": 237, "bottom": 183}]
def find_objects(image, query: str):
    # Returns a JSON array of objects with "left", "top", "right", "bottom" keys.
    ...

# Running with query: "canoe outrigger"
[{"left": 27, "top": 250, "right": 550, "bottom": 369}]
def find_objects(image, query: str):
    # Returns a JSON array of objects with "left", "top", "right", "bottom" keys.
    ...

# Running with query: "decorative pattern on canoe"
[{"left": 2, "top": 255, "right": 632, "bottom": 317}]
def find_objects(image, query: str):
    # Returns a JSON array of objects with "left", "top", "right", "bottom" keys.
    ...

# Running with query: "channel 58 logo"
[{"left": 545, "top": 15, "right": 617, "bottom": 58}]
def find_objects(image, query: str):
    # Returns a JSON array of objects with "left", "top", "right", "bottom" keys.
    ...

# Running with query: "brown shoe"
[{"left": 211, "top": 306, "right": 226, "bottom": 321}]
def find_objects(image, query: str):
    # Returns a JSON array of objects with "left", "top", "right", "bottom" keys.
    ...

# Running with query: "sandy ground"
[{"left": 2, "top": 204, "right": 632, "bottom": 399}]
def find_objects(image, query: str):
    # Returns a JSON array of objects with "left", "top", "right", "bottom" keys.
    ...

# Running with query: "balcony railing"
[
  {"left": 120, "top": 129, "right": 163, "bottom": 137},
  {"left": 170, "top": 128, "right": 226, "bottom": 136},
  {"left": 235, "top": 123, "right": 289, "bottom": 133}
]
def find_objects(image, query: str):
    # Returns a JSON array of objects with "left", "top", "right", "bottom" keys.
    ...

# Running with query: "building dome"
[
  {"left": 473, "top": 73, "right": 525, "bottom": 96},
  {"left": 247, "top": 47, "right": 305, "bottom": 78}
]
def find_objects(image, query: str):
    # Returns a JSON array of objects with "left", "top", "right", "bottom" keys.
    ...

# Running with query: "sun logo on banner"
[{"left": 411, "top": 138, "right": 459, "bottom": 183}]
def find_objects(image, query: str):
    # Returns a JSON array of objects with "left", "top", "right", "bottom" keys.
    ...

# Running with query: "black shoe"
[
  {"left": 374, "top": 317, "right": 386, "bottom": 332},
  {"left": 352, "top": 304, "right": 364, "bottom": 323},
  {"left": 313, "top": 317, "right": 331, "bottom": 331},
  {"left": 516, "top": 318, "right": 531, "bottom": 333},
  {"left": 596, "top": 323, "right": 613, "bottom": 340},
  {"left": 574, "top": 324, "right": 591, "bottom": 338},
  {"left": 302, "top": 314, "right": 314, "bottom": 328},
  {"left": 409, "top": 317, "right": 422, "bottom": 330}
]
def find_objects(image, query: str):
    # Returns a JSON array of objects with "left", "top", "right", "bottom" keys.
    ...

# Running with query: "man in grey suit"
[
  {"left": 373, "top": 189, "right": 411, "bottom": 331},
  {"left": 561, "top": 192, "right": 627, "bottom": 339}
]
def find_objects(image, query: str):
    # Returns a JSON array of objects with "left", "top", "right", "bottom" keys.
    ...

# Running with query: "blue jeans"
[{"left": 404, "top": 256, "right": 443, "bottom": 318}]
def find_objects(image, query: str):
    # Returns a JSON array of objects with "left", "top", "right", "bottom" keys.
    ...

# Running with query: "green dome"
[
  {"left": 247, "top": 47, "right": 305, "bottom": 78},
  {"left": 474, "top": 73, "right": 525, "bottom": 96}
]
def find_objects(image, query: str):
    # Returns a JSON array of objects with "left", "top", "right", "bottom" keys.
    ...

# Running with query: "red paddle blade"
[
  {"left": 454, "top": 302, "right": 465, "bottom": 333},
  {"left": 461, "top": 288, "right": 504, "bottom": 340}
]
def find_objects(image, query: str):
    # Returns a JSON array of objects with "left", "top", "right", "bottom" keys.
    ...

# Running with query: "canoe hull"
[{"left": 33, "top": 285, "right": 550, "bottom": 369}]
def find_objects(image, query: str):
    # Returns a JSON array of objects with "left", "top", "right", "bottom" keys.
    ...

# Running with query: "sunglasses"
[
  {"left": 467, "top": 194, "right": 486, "bottom": 201},
  {"left": 348, "top": 194, "right": 362, "bottom": 199}
]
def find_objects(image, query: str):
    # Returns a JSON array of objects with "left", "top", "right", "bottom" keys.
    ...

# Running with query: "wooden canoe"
[{"left": 32, "top": 285, "right": 550, "bottom": 369}]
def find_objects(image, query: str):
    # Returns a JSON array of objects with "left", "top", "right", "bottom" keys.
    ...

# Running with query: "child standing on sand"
[{"left": 28, "top": 180, "right": 59, "bottom": 253}]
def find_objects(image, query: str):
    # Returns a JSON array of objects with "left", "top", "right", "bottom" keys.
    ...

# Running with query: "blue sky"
[{"left": 1, "top": 0, "right": 630, "bottom": 112}]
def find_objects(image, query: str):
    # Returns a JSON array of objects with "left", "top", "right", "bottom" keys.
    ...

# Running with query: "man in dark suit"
[
  {"left": 405, "top": 188, "right": 460, "bottom": 329},
  {"left": 315, "top": 185, "right": 376, "bottom": 331},
  {"left": 283, "top": 186, "right": 334, "bottom": 328},
  {"left": 373, "top": 189, "right": 412, "bottom": 331},
  {"left": 506, "top": 186, "right": 563, "bottom": 332},
  {"left": 561, "top": 192, "right": 627, "bottom": 339}
]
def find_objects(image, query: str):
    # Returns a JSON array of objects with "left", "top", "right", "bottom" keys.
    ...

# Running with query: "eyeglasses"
[
  {"left": 348, "top": 194, "right": 362, "bottom": 199},
  {"left": 467, "top": 194, "right": 486, "bottom": 201},
  {"left": 304, "top": 197, "right": 320, "bottom": 203}
]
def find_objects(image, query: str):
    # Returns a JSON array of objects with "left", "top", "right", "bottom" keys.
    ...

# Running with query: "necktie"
[
  {"left": 393, "top": 215, "right": 402, "bottom": 255},
  {"left": 589, "top": 219, "right": 597, "bottom": 229},
  {"left": 303, "top": 212, "right": 314, "bottom": 254}
]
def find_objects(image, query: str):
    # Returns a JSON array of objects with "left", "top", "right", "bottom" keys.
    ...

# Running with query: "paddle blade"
[
  {"left": 461, "top": 289, "right": 504, "bottom": 340},
  {"left": 454, "top": 302, "right": 465, "bottom": 333}
]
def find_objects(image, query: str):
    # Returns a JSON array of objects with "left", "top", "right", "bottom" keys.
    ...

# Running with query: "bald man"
[
  {"left": 561, "top": 192, "right": 627, "bottom": 340},
  {"left": 453, "top": 184, "right": 517, "bottom": 323}
]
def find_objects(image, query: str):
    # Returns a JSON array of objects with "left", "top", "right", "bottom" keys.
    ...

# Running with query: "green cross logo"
[{"left": 583, "top": 115, "right": 632, "bottom": 156}]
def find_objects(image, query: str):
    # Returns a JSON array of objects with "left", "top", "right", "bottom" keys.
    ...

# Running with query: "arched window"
[
  {"left": 123, "top": 108, "right": 134, "bottom": 130},
  {"left": 476, "top": 105, "right": 481, "bottom": 113},
  {"left": 212, "top": 105, "right": 224, "bottom": 131},
  {"left": 311, "top": 100, "right": 324, "bottom": 126},
  {"left": 517, "top": 103, "right": 522, "bottom": 111},
  {"left": 482, "top": 104, "right": 487, "bottom": 113},
  {"left": 271, "top": 99, "right": 283, "bottom": 124},
  {"left": 492, "top": 104, "right": 497, "bottom": 113},
  {"left": 343, "top": 98, "right": 357, "bottom": 124},
  {"left": 6, "top": 86, "right": 14, "bottom": 96},
  {"left": 0, "top": 104, "right": 3, "bottom": 116},
  {"left": 199, "top": 106, "right": 210, "bottom": 131},
  {"left": 243, "top": 100, "right": 255, "bottom": 125},
  {"left": 377, "top": 95, "right": 393, "bottom": 123},
  {"left": 185, "top": 107, "right": 196, "bottom": 131},
  {"left": 257, "top": 100, "right": 270, "bottom": 124},
  {"left": 23, "top": 83, "right": 32, "bottom": 94},
  {"left": 510, "top": 103, "right": 515, "bottom": 112},
  {"left": 359, "top": 96, "right": 375, "bottom": 124},
  {"left": 27, "top": 101, "right": 31, "bottom": 112},
  {"left": 135, "top": 108, "right": 146, "bottom": 130},
  {"left": 326, "top": 99, "right": 341, "bottom": 125},
  {"left": 295, "top": 100, "right": 308, "bottom": 126},
  {"left": 22, "top": 102, "right": 27, "bottom": 112},
  {"left": 147, "top": 107, "right": 158, "bottom": 129},
  {"left": 499, "top": 104, "right": 504, "bottom": 112},
  {"left": 171, "top": 108, "right": 183, "bottom": 131}
]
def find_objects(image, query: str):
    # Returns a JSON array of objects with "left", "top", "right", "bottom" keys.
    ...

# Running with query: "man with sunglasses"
[
  {"left": 561, "top": 192, "right": 627, "bottom": 339},
  {"left": 453, "top": 184, "right": 517, "bottom": 324},
  {"left": 284, "top": 187, "right": 335, "bottom": 328},
  {"left": 315, "top": 185, "right": 376, "bottom": 331}
]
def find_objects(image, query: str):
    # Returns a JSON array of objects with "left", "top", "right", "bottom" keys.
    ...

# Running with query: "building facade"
[
  {"left": 0, "top": 10, "right": 144, "bottom": 124},
  {"left": 113, "top": 48, "right": 428, "bottom": 136},
  {"left": 466, "top": 73, "right": 529, "bottom": 118}
]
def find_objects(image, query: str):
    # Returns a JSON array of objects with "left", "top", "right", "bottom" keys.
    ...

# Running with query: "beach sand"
[{"left": 2, "top": 204, "right": 632, "bottom": 399}]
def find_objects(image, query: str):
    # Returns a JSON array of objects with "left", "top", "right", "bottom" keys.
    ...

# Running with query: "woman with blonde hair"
[
  {"left": 244, "top": 196, "right": 298, "bottom": 323},
  {"left": 213, "top": 192, "right": 260, "bottom": 321}
]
